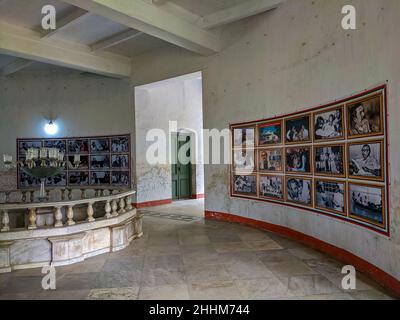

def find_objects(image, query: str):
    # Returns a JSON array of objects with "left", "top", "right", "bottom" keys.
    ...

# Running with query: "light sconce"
[{"left": 44, "top": 120, "right": 58, "bottom": 135}]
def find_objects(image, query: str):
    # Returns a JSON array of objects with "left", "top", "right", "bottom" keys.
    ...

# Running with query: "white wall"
[
  {"left": 0, "top": 69, "right": 135, "bottom": 190},
  {"left": 134, "top": 73, "right": 204, "bottom": 204},
  {"left": 130, "top": 0, "right": 400, "bottom": 280}
]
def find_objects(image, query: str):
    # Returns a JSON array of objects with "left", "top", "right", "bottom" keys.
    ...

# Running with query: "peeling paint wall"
[
  {"left": 134, "top": 74, "right": 204, "bottom": 203},
  {"left": 0, "top": 70, "right": 135, "bottom": 190},
  {"left": 131, "top": 0, "right": 400, "bottom": 280}
]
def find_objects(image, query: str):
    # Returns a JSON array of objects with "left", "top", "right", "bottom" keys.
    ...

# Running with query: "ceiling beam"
[
  {"left": 0, "top": 58, "right": 34, "bottom": 77},
  {"left": 63, "top": 0, "right": 220, "bottom": 55},
  {"left": 197, "top": 0, "right": 284, "bottom": 29},
  {"left": 41, "top": 8, "right": 90, "bottom": 38},
  {"left": 90, "top": 29, "right": 144, "bottom": 53},
  {"left": 0, "top": 22, "right": 131, "bottom": 78}
]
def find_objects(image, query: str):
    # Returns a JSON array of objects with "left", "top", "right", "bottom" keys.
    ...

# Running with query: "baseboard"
[
  {"left": 205, "top": 210, "right": 400, "bottom": 298},
  {"left": 191, "top": 194, "right": 205, "bottom": 199},
  {"left": 134, "top": 199, "right": 172, "bottom": 208}
]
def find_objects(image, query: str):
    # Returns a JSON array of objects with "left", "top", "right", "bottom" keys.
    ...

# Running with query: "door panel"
[{"left": 171, "top": 133, "right": 191, "bottom": 199}]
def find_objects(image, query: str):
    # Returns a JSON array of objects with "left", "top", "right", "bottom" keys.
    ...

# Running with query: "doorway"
[{"left": 171, "top": 133, "right": 191, "bottom": 200}]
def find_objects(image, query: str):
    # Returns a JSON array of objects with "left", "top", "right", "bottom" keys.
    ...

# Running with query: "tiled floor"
[{"left": 0, "top": 199, "right": 395, "bottom": 300}]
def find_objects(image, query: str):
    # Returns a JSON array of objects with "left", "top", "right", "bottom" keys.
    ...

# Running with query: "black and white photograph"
[
  {"left": 68, "top": 155, "right": 89, "bottom": 170},
  {"left": 233, "top": 126, "right": 255, "bottom": 148},
  {"left": 18, "top": 140, "right": 42, "bottom": 155},
  {"left": 348, "top": 140, "right": 384, "bottom": 181},
  {"left": 314, "top": 144, "right": 345, "bottom": 177},
  {"left": 19, "top": 172, "right": 40, "bottom": 188},
  {"left": 68, "top": 171, "right": 89, "bottom": 185},
  {"left": 233, "top": 149, "right": 255, "bottom": 172},
  {"left": 46, "top": 173, "right": 67, "bottom": 187},
  {"left": 314, "top": 106, "right": 344, "bottom": 141},
  {"left": 90, "top": 138, "right": 110, "bottom": 153},
  {"left": 68, "top": 139, "right": 89, "bottom": 154},
  {"left": 285, "top": 115, "right": 311, "bottom": 144},
  {"left": 315, "top": 180, "right": 346, "bottom": 215},
  {"left": 347, "top": 94, "right": 384, "bottom": 138},
  {"left": 285, "top": 177, "right": 312, "bottom": 206},
  {"left": 349, "top": 183, "right": 385, "bottom": 228},
  {"left": 91, "top": 155, "right": 110, "bottom": 169},
  {"left": 111, "top": 154, "right": 129, "bottom": 169},
  {"left": 44, "top": 140, "right": 66, "bottom": 153},
  {"left": 91, "top": 171, "right": 110, "bottom": 185},
  {"left": 232, "top": 174, "right": 257, "bottom": 196},
  {"left": 259, "top": 175, "right": 283, "bottom": 200},
  {"left": 111, "top": 136, "right": 130, "bottom": 153},
  {"left": 112, "top": 171, "right": 130, "bottom": 186},
  {"left": 258, "top": 148, "right": 283, "bottom": 172},
  {"left": 285, "top": 147, "right": 311, "bottom": 174}
]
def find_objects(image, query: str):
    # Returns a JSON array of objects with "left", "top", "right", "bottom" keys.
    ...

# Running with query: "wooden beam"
[
  {"left": 41, "top": 8, "right": 90, "bottom": 38},
  {"left": 63, "top": 0, "right": 220, "bottom": 55},
  {"left": 197, "top": 0, "right": 284, "bottom": 29},
  {"left": 0, "top": 22, "right": 131, "bottom": 78},
  {"left": 90, "top": 29, "right": 144, "bottom": 52},
  {"left": 0, "top": 58, "right": 34, "bottom": 76}
]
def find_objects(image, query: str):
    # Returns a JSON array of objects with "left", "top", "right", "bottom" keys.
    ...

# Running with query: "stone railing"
[{"left": 0, "top": 187, "right": 142, "bottom": 273}]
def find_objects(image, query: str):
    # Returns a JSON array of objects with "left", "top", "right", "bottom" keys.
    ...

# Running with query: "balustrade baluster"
[
  {"left": 61, "top": 189, "right": 66, "bottom": 201},
  {"left": 125, "top": 195, "right": 133, "bottom": 210},
  {"left": 100, "top": 189, "right": 104, "bottom": 196},
  {"left": 46, "top": 189, "right": 50, "bottom": 200},
  {"left": 22, "top": 191, "right": 27, "bottom": 203},
  {"left": 67, "top": 205, "right": 75, "bottom": 226},
  {"left": 28, "top": 208, "right": 37, "bottom": 230},
  {"left": 111, "top": 199, "right": 118, "bottom": 217},
  {"left": 105, "top": 200, "right": 112, "bottom": 219},
  {"left": 5, "top": 192, "right": 10, "bottom": 203},
  {"left": 81, "top": 189, "right": 86, "bottom": 199},
  {"left": 54, "top": 206, "right": 63, "bottom": 227},
  {"left": 118, "top": 197, "right": 126, "bottom": 214},
  {"left": 30, "top": 191, "right": 35, "bottom": 202},
  {"left": 68, "top": 188, "right": 73, "bottom": 200},
  {"left": 87, "top": 202, "right": 95, "bottom": 222},
  {"left": 1, "top": 210, "right": 10, "bottom": 232}
]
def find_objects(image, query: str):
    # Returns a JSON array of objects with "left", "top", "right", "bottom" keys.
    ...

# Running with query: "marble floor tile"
[
  {"left": 212, "top": 242, "right": 253, "bottom": 253},
  {"left": 141, "top": 268, "right": 186, "bottom": 287},
  {"left": 188, "top": 280, "right": 243, "bottom": 300},
  {"left": 144, "top": 255, "right": 184, "bottom": 271},
  {"left": 244, "top": 240, "right": 283, "bottom": 251},
  {"left": 279, "top": 274, "right": 342, "bottom": 296},
  {"left": 87, "top": 287, "right": 139, "bottom": 300},
  {"left": 350, "top": 290, "right": 394, "bottom": 300},
  {"left": 264, "top": 260, "right": 317, "bottom": 278},
  {"left": 178, "top": 234, "right": 211, "bottom": 245},
  {"left": 224, "top": 260, "right": 276, "bottom": 280},
  {"left": 184, "top": 264, "right": 232, "bottom": 284},
  {"left": 207, "top": 233, "right": 243, "bottom": 243},
  {"left": 139, "top": 284, "right": 190, "bottom": 300},
  {"left": 235, "top": 277, "right": 291, "bottom": 299},
  {"left": 145, "top": 244, "right": 181, "bottom": 256},
  {"left": 288, "top": 247, "right": 328, "bottom": 260},
  {"left": 237, "top": 231, "right": 272, "bottom": 241}
]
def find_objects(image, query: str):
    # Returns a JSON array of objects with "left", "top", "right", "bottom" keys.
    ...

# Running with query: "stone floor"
[{"left": 0, "top": 199, "right": 395, "bottom": 300}]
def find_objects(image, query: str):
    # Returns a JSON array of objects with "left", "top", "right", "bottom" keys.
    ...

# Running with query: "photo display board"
[
  {"left": 17, "top": 134, "right": 131, "bottom": 189},
  {"left": 230, "top": 85, "right": 389, "bottom": 235}
]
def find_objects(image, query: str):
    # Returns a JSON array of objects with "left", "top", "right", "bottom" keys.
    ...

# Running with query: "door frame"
[{"left": 171, "top": 132, "right": 192, "bottom": 200}]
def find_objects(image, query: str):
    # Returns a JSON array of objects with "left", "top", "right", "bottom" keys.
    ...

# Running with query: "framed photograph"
[
  {"left": 285, "top": 176, "right": 313, "bottom": 207},
  {"left": 258, "top": 120, "right": 282, "bottom": 146},
  {"left": 91, "top": 171, "right": 111, "bottom": 185},
  {"left": 315, "top": 179, "right": 346, "bottom": 216},
  {"left": 111, "top": 136, "right": 130, "bottom": 153},
  {"left": 90, "top": 155, "right": 110, "bottom": 170},
  {"left": 347, "top": 93, "right": 384, "bottom": 139},
  {"left": 111, "top": 154, "right": 130, "bottom": 169},
  {"left": 233, "top": 149, "right": 255, "bottom": 173},
  {"left": 68, "top": 155, "right": 89, "bottom": 170},
  {"left": 44, "top": 140, "right": 66, "bottom": 153},
  {"left": 46, "top": 172, "right": 67, "bottom": 187},
  {"left": 90, "top": 138, "right": 110, "bottom": 153},
  {"left": 285, "top": 146, "right": 311, "bottom": 174},
  {"left": 19, "top": 172, "right": 40, "bottom": 188},
  {"left": 258, "top": 148, "right": 283, "bottom": 172},
  {"left": 232, "top": 126, "right": 255, "bottom": 148},
  {"left": 18, "top": 140, "right": 42, "bottom": 155},
  {"left": 284, "top": 115, "right": 311, "bottom": 144},
  {"left": 314, "top": 106, "right": 344, "bottom": 141},
  {"left": 68, "top": 139, "right": 89, "bottom": 154},
  {"left": 348, "top": 140, "right": 384, "bottom": 181},
  {"left": 259, "top": 174, "right": 284, "bottom": 200},
  {"left": 348, "top": 182, "right": 385, "bottom": 228},
  {"left": 314, "top": 144, "right": 345, "bottom": 177},
  {"left": 232, "top": 174, "right": 257, "bottom": 196},
  {"left": 112, "top": 171, "right": 130, "bottom": 186},
  {"left": 68, "top": 171, "right": 89, "bottom": 186}
]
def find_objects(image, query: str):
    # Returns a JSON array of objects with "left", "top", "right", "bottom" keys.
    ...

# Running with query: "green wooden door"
[{"left": 171, "top": 133, "right": 191, "bottom": 200}]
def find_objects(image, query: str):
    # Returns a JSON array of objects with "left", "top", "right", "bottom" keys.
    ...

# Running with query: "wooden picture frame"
[
  {"left": 258, "top": 148, "right": 283, "bottom": 173},
  {"left": 285, "top": 176, "right": 313, "bottom": 207},
  {"left": 232, "top": 173, "right": 257, "bottom": 197},
  {"left": 313, "top": 105, "right": 345, "bottom": 142},
  {"left": 347, "top": 139, "right": 384, "bottom": 182},
  {"left": 232, "top": 125, "right": 256, "bottom": 149},
  {"left": 257, "top": 120, "right": 283, "bottom": 146},
  {"left": 314, "top": 178, "right": 347, "bottom": 216},
  {"left": 346, "top": 93, "right": 384, "bottom": 139},
  {"left": 348, "top": 182, "right": 386, "bottom": 229},
  {"left": 259, "top": 174, "right": 284, "bottom": 201},
  {"left": 284, "top": 114, "right": 312, "bottom": 145},
  {"left": 313, "top": 143, "right": 346, "bottom": 178},
  {"left": 285, "top": 146, "right": 312, "bottom": 175},
  {"left": 233, "top": 148, "right": 256, "bottom": 173}
]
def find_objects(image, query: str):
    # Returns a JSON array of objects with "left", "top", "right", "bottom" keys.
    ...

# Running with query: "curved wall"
[{"left": 130, "top": 0, "right": 400, "bottom": 294}]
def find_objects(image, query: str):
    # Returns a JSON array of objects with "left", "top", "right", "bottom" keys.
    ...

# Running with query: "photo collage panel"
[
  {"left": 17, "top": 134, "right": 131, "bottom": 188},
  {"left": 231, "top": 87, "right": 388, "bottom": 234}
]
